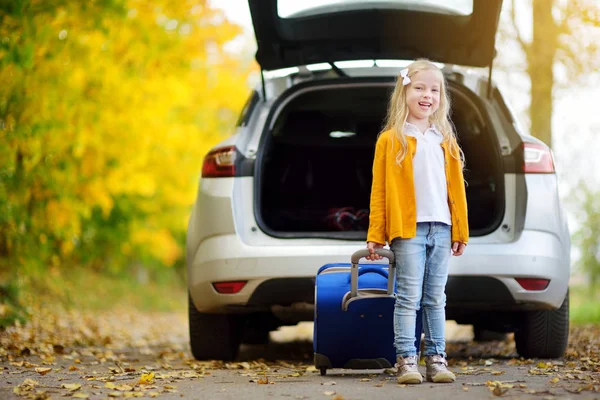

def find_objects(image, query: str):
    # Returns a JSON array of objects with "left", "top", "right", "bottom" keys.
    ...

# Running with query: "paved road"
[{"left": 1, "top": 318, "right": 598, "bottom": 400}]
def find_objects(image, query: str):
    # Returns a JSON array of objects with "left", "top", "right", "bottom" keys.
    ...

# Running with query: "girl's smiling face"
[{"left": 405, "top": 69, "right": 442, "bottom": 124}]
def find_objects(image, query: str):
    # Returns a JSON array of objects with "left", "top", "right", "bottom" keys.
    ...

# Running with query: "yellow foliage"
[
  {"left": 131, "top": 228, "right": 181, "bottom": 267},
  {"left": 0, "top": 0, "right": 256, "bottom": 270},
  {"left": 46, "top": 201, "right": 75, "bottom": 232}
]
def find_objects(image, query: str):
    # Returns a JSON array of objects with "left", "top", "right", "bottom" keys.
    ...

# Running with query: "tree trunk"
[{"left": 526, "top": 0, "right": 558, "bottom": 147}]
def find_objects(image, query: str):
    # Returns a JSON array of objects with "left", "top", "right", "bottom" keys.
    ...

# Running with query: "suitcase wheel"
[{"left": 320, "top": 367, "right": 327, "bottom": 376}]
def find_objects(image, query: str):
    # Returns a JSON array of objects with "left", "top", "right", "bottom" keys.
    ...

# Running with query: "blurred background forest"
[
  {"left": 0, "top": 0, "right": 254, "bottom": 320},
  {"left": 0, "top": 0, "right": 599, "bottom": 326}
]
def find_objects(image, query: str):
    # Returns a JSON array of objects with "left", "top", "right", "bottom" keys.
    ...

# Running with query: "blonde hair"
[{"left": 383, "top": 59, "right": 464, "bottom": 166}]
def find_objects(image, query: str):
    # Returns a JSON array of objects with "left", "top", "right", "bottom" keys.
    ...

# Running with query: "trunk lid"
[{"left": 248, "top": 0, "right": 503, "bottom": 70}]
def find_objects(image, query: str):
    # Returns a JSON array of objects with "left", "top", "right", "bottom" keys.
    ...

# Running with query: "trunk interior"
[{"left": 257, "top": 83, "right": 503, "bottom": 239}]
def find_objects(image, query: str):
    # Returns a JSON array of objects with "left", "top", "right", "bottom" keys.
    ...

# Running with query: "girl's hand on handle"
[
  {"left": 452, "top": 242, "right": 466, "bottom": 256},
  {"left": 366, "top": 242, "right": 384, "bottom": 261}
]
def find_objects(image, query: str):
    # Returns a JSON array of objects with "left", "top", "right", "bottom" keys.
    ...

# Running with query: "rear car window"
[
  {"left": 278, "top": 0, "right": 474, "bottom": 19},
  {"left": 236, "top": 91, "right": 259, "bottom": 127}
]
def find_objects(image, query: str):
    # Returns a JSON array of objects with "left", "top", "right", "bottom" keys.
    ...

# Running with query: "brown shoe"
[
  {"left": 425, "top": 355, "right": 455, "bottom": 383},
  {"left": 396, "top": 355, "right": 423, "bottom": 384}
]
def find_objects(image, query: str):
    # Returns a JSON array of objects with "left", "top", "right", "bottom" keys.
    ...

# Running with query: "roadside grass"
[
  {"left": 569, "top": 284, "right": 600, "bottom": 324},
  {"left": 1, "top": 266, "right": 187, "bottom": 328}
]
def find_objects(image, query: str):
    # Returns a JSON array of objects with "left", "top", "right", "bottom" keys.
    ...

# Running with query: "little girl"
[{"left": 366, "top": 59, "right": 468, "bottom": 384}]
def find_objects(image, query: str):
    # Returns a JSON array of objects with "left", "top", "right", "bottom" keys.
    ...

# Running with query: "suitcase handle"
[
  {"left": 351, "top": 248, "right": 394, "bottom": 264},
  {"left": 350, "top": 249, "right": 395, "bottom": 298}
]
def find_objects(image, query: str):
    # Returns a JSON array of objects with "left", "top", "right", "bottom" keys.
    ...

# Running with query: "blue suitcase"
[{"left": 313, "top": 249, "right": 423, "bottom": 376}]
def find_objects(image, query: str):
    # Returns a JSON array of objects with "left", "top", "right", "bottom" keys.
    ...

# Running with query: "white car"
[{"left": 187, "top": 0, "right": 571, "bottom": 361}]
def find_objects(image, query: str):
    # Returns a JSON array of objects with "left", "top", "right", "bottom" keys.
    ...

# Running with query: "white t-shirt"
[{"left": 404, "top": 123, "right": 452, "bottom": 225}]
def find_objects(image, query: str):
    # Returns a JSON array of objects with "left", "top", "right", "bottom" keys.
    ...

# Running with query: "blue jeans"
[{"left": 391, "top": 222, "right": 451, "bottom": 357}]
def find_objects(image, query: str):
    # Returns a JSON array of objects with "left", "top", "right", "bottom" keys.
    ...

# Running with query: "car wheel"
[
  {"left": 188, "top": 293, "right": 243, "bottom": 361},
  {"left": 473, "top": 326, "right": 508, "bottom": 342},
  {"left": 514, "top": 291, "right": 569, "bottom": 359}
]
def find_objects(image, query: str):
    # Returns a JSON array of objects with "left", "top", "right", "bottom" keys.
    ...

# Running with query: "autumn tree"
[
  {"left": 500, "top": 1, "right": 600, "bottom": 289},
  {"left": 504, "top": 0, "right": 600, "bottom": 147},
  {"left": 571, "top": 181, "right": 600, "bottom": 289},
  {"left": 0, "top": 0, "right": 253, "bottom": 278}
]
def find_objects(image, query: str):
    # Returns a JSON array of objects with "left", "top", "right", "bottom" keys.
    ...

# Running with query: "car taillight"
[
  {"left": 212, "top": 281, "right": 247, "bottom": 294},
  {"left": 201, "top": 146, "right": 236, "bottom": 178},
  {"left": 515, "top": 278, "right": 550, "bottom": 291},
  {"left": 523, "top": 142, "right": 555, "bottom": 174}
]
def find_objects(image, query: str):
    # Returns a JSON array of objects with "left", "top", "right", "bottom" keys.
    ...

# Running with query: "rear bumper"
[{"left": 187, "top": 230, "right": 569, "bottom": 314}]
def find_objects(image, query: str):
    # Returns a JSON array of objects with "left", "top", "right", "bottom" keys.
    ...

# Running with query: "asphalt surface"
[{"left": 1, "top": 320, "right": 599, "bottom": 400}]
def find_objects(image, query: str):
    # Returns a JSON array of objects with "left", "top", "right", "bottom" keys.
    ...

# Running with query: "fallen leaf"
[
  {"left": 13, "top": 379, "right": 39, "bottom": 396},
  {"left": 123, "top": 393, "right": 144, "bottom": 398},
  {"left": 139, "top": 372, "right": 155, "bottom": 385},
  {"left": 53, "top": 345, "right": 65, "bottom": 354},
  {"left": 322, "top": 381, "right": 337, "bottom": 386},
  {"left": 72, "top": 393, "right": 90, "bottom": 399},
  {"left": 257, "top": 377, "right": 270, "bottom": 384},
  {"left": 323, "top": 391, "right": 336, "bottom": 396},
  {"left": 492, "top": 384, "right": 508, "bottom": 397},
  {"left": 35, "top": 367, "right": 52, "bottom": 376},
  {"left": 577, "top": 383, "right": 595, "bottom": 392},
  {"left": 550, "top": 377, "right": 559, "bottom": 383},
  {"left": 563, "top": 383, "right": 596, "bottom": 394},
  {"left": 61, "top": 383, "right": 82, "bottom": 391}
]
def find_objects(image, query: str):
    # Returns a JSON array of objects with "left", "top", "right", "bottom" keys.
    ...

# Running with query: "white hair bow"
[{"left": 400, "top": 68, "right": 411, "bottom": 86}]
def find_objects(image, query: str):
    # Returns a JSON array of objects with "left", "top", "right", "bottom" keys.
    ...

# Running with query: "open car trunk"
[{"left": 256, "top": 82, "right": 504, "bottom": 239}]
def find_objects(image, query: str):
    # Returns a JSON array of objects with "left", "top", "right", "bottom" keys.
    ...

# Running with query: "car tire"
[
  {"left": 514, "top": 291, "right": 569, "bottom": 359},
  {"left": 473, "top": 326, "right": 508, "bottom": 342},
  {"left": 188, "top": 293, "right": 243, "bottom": 361}
]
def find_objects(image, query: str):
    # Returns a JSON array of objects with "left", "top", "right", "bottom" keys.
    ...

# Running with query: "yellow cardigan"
[{"left": 367, "top": 129, "right": 469, "bottom": 245}]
